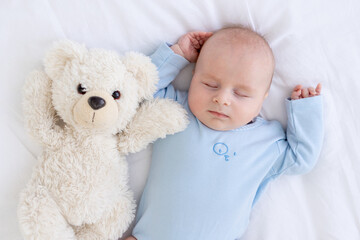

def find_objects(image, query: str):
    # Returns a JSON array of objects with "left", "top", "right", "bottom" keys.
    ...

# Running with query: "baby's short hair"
[{"left": 215, "top": 24, "right": 270, "bottom": 47}]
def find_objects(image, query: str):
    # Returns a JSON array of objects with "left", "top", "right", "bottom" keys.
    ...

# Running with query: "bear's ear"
[
  {"left": 122, "top": 52, "right": 158, "bottom": 101},
  {"left": 44, "top": 40, "right": 87, "bottom": 80}
]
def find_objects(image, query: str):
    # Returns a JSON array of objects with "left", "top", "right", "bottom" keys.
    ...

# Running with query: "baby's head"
[{"left": 188, "top": 26, "right": 275, "bottom": 131}]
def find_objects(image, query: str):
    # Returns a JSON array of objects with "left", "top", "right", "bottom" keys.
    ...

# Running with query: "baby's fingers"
[
  {"left": 196, "top": 32, "right": 213, "bottom": 45},
  {"left": 315, "top": 83, "right": 322, "bottom": 95},
  {"left": 190, "top": 31, "right": 212, "bottom": 40},
  {"left": 195, "top": 31, "right": 213, "bottom": 39},
  {"left": 291, "top": 91, "right": 301, "bottom": 100},
  {"left": 293, "top": 84, "right": 302, "bottom": 92},
  {"left": 188, "top": 32, "right": 212, "bottom": 48},
  {"left": 301, "top": 88, "right": 309, "bottom": 98},
  {"left": 291, "top": 87, "right": 302, "bottom": 100},
  {"left": 190, "top": 37, "right": 201, "bottom": 49},
  {"left": 308, "top": 87, "right": 316, "bottom": 96},
  {"left": 309, "top": 83, "right": 322, "bottom": 97}
]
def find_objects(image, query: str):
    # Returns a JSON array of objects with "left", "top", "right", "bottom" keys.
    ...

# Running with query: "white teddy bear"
[{"left": 18, "top": 40, "right": 188, "bottom": 240}]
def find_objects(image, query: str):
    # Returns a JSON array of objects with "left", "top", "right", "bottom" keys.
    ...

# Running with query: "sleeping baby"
[{"left": 125, "top": 26, "right": 323, "bottom": 240}]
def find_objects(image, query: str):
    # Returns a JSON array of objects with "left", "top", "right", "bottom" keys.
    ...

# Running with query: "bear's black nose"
[{"left": 88, "top": 96, "right": 106, "bottom": 110}]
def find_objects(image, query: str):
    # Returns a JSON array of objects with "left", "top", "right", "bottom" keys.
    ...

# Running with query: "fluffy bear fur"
[{"left": 18, "top": 40, "right": 188, "bottom": 240}]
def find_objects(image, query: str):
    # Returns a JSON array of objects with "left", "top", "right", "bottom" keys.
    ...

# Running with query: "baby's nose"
[{"left": 213, "top": 95, "right": 230, "bottom": 106}]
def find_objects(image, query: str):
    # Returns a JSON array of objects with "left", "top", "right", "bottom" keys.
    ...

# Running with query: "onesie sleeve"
[
  {"left": 252, "top": 95, "right": 323, "bottom": 207},
  {"left": 150, "top": 42, "right": 189, "bottom": 104},
  {"left": 271, "top": 95, "right": 324, "bottom": 176}
]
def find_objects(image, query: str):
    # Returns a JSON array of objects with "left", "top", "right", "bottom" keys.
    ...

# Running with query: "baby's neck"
[{"left": 200, "top": 117, "right": 255, "bottom": 131}]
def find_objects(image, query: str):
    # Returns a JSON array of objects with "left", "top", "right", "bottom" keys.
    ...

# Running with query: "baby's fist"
[
  {"left": 291, "top": 83, "right": 322, "bottom": 100},
  {"left": 171, "top": 31, "right": 213, "bottom": 62}
]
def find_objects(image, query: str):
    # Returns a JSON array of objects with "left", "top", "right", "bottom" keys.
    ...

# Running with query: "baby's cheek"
[
  {"left": 189, "top": 88, "right": 206, "bottom": 109},
  {"left": 188, "top": 94, "right": 201, "bottom": 116}
]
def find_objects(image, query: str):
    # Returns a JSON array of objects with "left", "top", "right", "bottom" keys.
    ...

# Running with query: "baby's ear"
[
  {"left": 44, "top": 40, "right": 87, "bottom": 80},
  {"left": 122, "top": 52, "right": 158, "bottom": 101}
]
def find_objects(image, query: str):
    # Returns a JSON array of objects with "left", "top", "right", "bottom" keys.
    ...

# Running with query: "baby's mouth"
[{"left": 208, "top": 110, "right": 229, "bottom": 118}]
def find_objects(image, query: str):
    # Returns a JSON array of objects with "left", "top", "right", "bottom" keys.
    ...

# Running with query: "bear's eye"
[
  {"left": 77, "top": 84, "right": 87, "bottom": 95},
  {"left": 112, "top": 90, "right": 121, "bottom": 100}
]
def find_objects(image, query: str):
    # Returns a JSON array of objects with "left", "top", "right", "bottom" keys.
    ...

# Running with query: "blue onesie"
[{"left": 132, "top": 43, "right": 324, "bottom": 240}]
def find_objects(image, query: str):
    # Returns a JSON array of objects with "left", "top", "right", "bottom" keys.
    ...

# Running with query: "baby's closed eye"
[
  {"left": 202, "top": 82, "right": 218, "bottom": 88},
  {"left": 234, "top": 90, "right": 249, "bottom": 97}
]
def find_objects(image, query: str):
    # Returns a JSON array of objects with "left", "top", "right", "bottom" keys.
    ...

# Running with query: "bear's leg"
[
  {"left": 18, "top": 185, "right": 76, "bottom": 240},
  {"left": 75, "top": 191, "right": 135, "bottom": 240}
]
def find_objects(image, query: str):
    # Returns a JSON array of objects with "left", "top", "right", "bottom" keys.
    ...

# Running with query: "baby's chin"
[
  {"left": 206, "top": 124, "right": 234, "bottom": 131},
  {"left": 195, "top": 116, "right": 246, "bottom": 131}
]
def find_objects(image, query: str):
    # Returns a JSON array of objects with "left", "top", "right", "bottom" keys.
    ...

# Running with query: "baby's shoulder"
[
  {"left": 257, "top": 117, "right": 285, "bottom": 137},
  {"left": 256, "top": 117, "right": 282, "bottom": 127},
  {"left": 266, "top": 119, "right": 283, "bottom": 129}
]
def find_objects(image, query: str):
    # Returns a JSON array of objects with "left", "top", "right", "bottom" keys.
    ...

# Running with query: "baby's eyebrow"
[{"left": 203, "top": 73, "right": 221, "bottom": 82}]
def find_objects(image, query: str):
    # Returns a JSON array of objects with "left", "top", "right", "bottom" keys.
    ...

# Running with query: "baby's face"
[{"left": 188, "top": 39, "right": 273, "bottom": 131}]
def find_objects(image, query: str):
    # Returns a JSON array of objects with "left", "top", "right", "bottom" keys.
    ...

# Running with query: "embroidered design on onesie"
[{"left": 213, "top": 142, "right": 236, "bottom": 161}]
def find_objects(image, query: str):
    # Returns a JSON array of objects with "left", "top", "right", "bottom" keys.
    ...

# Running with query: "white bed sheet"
[{"left": 1, "top": 0, "right": 359, "bottom": 239}]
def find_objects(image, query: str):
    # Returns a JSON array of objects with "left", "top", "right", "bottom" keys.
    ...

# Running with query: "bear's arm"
[
  {"left": 23, "top": 71, "right": 63, "bottom": 148},
  {"left": 117, "top": 98, "right": 188, "bottom": 155}
]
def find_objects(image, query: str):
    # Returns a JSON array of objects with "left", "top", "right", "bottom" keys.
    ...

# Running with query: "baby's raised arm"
[
  {"left": 150, "top": 31, "right": 212, "bottom": 101},
  {"left": 268, "top": 83, "right": 323, "bottom": 176}
]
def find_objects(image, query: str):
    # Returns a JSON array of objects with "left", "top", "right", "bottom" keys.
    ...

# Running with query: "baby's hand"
[
  {"left": 291, "top": 83, "right": 322, "bottom": 100},
  {"left": 171, "top": 31, "right": 213, "bottom": 62}
]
